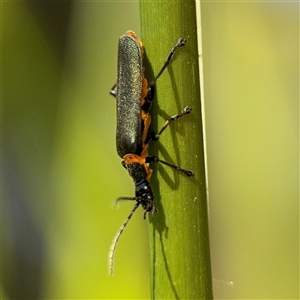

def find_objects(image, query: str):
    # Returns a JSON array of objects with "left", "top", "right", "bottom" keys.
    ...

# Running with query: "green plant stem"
[{"left": 140, "top": 1, "right": 213, "bottom": 299}]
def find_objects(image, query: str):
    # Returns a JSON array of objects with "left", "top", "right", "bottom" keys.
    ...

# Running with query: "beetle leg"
[
  {"left": 145, "top": 106, "right": 192, "bottom": 144},
  {"left": 110, "top": 83, "right": 117, "bottom": 97},
  {"left": 146, "top": 156, "right": 194, "bottom": 177}
]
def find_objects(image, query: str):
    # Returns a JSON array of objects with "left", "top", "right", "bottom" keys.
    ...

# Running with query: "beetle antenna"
[
  {"left": 116, "top": 196, "right": 136, "bottom": 205},
  {"left": 109, "top": 202, "right": 140, "bottom": 275}
]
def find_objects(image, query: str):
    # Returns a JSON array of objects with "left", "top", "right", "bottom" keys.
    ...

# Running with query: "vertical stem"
[{"left": 140, "top": 1, "right": 213, "bottom": 299}]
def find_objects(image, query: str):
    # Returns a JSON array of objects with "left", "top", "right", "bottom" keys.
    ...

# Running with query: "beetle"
[{"left": 109, "top": 31, "right": 194, "bottom": 274}]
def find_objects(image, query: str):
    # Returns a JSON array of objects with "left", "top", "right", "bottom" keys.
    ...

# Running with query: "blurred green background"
[{"left": 2, "top": 1, "right": 298, "bottom": 299}]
